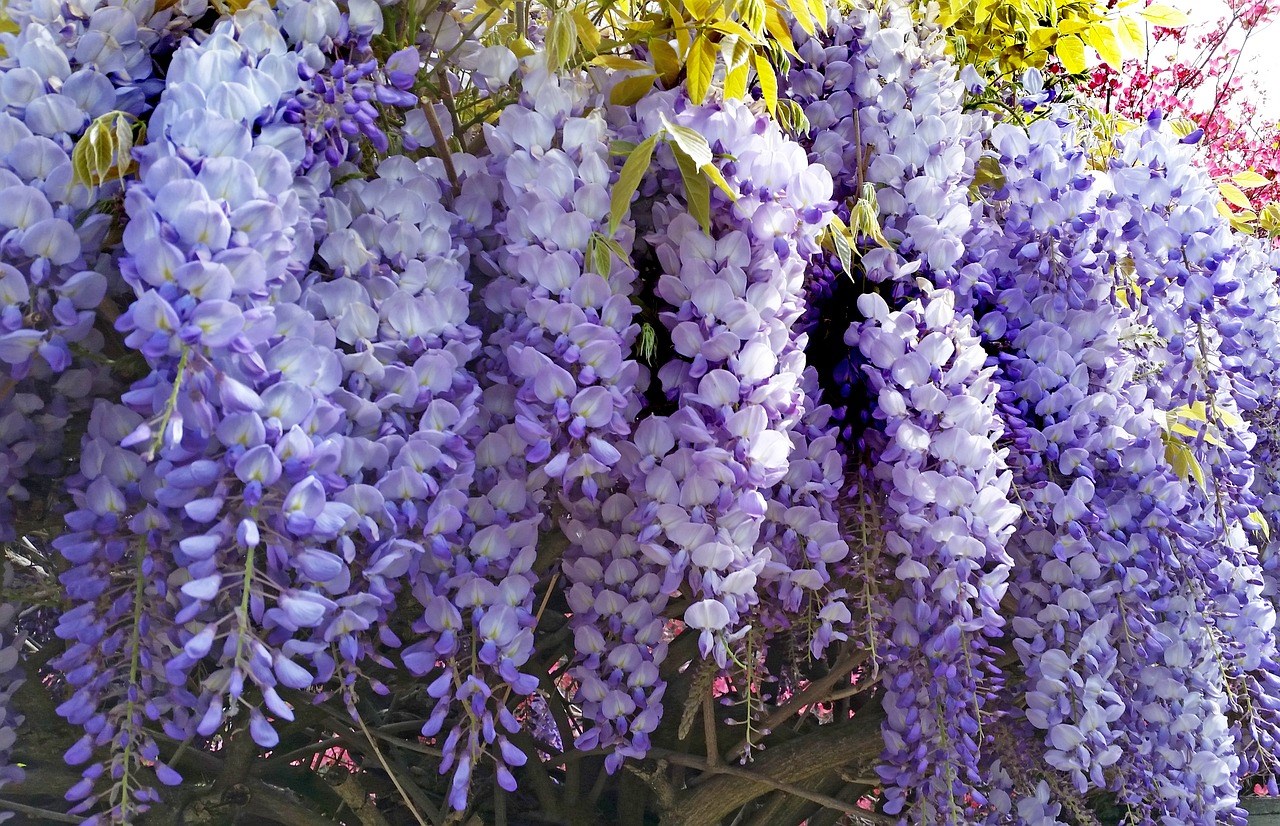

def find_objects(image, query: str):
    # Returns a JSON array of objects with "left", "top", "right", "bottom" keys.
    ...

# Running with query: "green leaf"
[
  {"left": 1234, "top": 170, "right": 1271, "bottom": 189},
  {"left": 671, "top": 143, "right": 711, "bottom": 234},
  {"left": 1057, "top": 34, "right": 1086, "bottom": 74},
  {"left": 687, "top": 35, "right": 715, "bottom": 105},
  {"left": 828, "top": 214, "right": 854, "bottom": 277},
  {"left": 72, "top": 111, "right": 136, "bottom": 188},
  {"left": 546, "top": 10, "right": 578, "bottom": 72},
  {"left": 972, "top": 154, "right": 1006, "bottom": 190},
  {"left": 589, "top": 234, "right": 611, "bottom": 276},
  {"left": 1247, "top": 509, "right": 1272, "bottom": 540},
  {"left": 753, "top": 52, "right": 777, "bottom": 116},
  {"left": 1220, "top": 182, "right": 1253, "bottom": 210},
  {"left": 113, "top": 113, "right": 134, "bottom": 184},
  {"left": 659, "top": 112, "right": 712, "bottom": 168},
  {"left": 610, "top": 73, "right": 657, "bottom": 106},
  {"left": 610, "top": 133, "right": 658, "bottom": 235},
  {"left": 1139, "top": 3, "right": 1190, "bottom": 27}
]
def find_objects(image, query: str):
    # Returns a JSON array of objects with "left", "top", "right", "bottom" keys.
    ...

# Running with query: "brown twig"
[
  {"left": 354, "top": 709, "right": 431, "bottom": 826},
  {"left": 649, "top": 749, "right": 889, "bottom": 825},
  {"left": 0, "top": 797, "right": 85, "bottom": 823},
  {"left": 661, "top": 706, "right": 888, "bottom": 826},
  {"left": 701, "top": 693, "right": 718, "bottom": 768},
  {"left": 722, "top": 650, "right": 863, "bottom": 763},
  {"left": 420, "top": 97, "right": 460, "bottom": 194}
]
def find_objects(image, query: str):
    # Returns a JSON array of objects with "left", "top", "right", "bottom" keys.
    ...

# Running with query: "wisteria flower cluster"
[{"left": 7, "top": 0, "right": 1280, "bottom": 823}]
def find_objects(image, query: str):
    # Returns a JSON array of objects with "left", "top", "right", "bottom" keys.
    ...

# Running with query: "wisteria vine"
[{"left": 4, "top": 0, "right": 1280, "bottom": 823}]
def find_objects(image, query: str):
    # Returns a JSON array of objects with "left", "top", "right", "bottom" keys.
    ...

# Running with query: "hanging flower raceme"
[
  {"left": 50, "top": 1, "right": 401, "bottom": 817},
  {"left": 1106, "top": 115, "right": 1280, "bottom": 803},
  {"left": 846, "top": 287, "right": 1018, "bottom": 820},
  {"left": 617, "top": 89, "right": 838, "bottom": 671},
  {"left": 969, "top": 111, "right": 1243, "bottom": 824},
  {"left": 52, "top": 400, "right": 183, "bottom": 822},
  {"left": 0, "top": 0, "right": 205, "bottom": 538},
  {"left": 781, "top": 4, "right": 1017, "bottom": 815},
  {"left": 1234, "top": 240, "right": 1280, "bottom": 784},
  {"left": 780, "top": 3, "right": 990, "bottom": 569},
  {"left": 470, "top": 59, "right": 675, "bottom": 772},
  {"left": 0, "top": 108, "right": 115, "bottom": 540},
  {"left": 0, "top": 566, "right": 22, "bottom": 816}
]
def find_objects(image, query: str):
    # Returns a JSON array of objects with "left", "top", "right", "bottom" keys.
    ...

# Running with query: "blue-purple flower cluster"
[
  {"left": 849, "top": 287, "right": 1017, "bottom": 818},
  {"left": 0, "top": 0, "right": 202, "bottom": 537},
  {"left": 9, "top": 0, "right": 1280, "bottom": 822},
  {"left": 0, "top": 567, "right": 22, "bottom": 818},
  {"left": 966, "top": 109, "right": 1260, "bottom": 822}
]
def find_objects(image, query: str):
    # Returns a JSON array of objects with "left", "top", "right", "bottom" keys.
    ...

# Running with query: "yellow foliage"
[{"left": 939, "top": 0, "right": 1167, "bottom": 77}]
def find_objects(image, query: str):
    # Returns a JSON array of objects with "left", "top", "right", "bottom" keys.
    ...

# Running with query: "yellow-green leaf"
[
  {"left": 72, "top": 111, "right": 136, "bottom": 187},
  {"left": 763, "top": 7, "right": 799, "bottom": 57},
  {"left": 1087, "top": 22, "right": 1122, "bottom": 68},
  {"left": 1220, "top": 181, "right": 1253, "bottom": 210},
  {"left": 1114, "top": 16, "right": 1144, "bottom": 55},
  {"left": 739, "top": 0, "right": 765, "bottom": 35},
  {"left": 1057, "top": 34, "right": 1086, "bottom": 74},
  {"left": 660, "top": 111, "right": 713, "bottom": 168},
  {"left": 684, "top": 0, "right": 711, "bottom": 20},
  {"left": 753, "top": 52, "right": 777, "bottom": 116},
  {"left": 1169, "top": 117, "right": 1198, "bottom": 138},
  {"left": 1139, "top": 3, "right": 1190, "bottom": 27},
  {"left": 687, "top": 34, "right": 715, "bottom": 104},
  {"left": 1171, "top": 402, "right": 1208, "bottom": 423},
  {"left": 719, "top": 32, "right": 754, "bottom": 68},
  {"left": 807, "top": 0, "right": 826, "bottom": 31},
  {"left": 1234, "top": 170, "right": 1271, "bottom": 189},
  {"left": 1217, "top": 406, "right": 1246, "bottom": 431},
  {"left": 702, "top": 163, "right": 736, "bottom": 201},
  {"left": 788, "top": 0, "right": 814, "bottom": 36},
  {"left": 724, "top": 60, "right": 749, "bottom": 99},
  {"left": 592, "top": 55, "right": 652, "bottom": 71},
  {"left": 546, "top": 10, "right": 578, "bottom": 72},
  {"left": 589, "top": 234, "right": 611, "bottom": 276},
  {"left": 972, "top": 154, "right": 1006, "bottom": 190},
  {"left": 610, "top": 73, "right": 657, "bottom": 106},
  {"left": 1247, "top": 509, "right": 1271, "bottom": 539},
  {"left": 1164, "top": 434, "right": 1206, "bottom": 489},
  {"left": 667, "top": 0, "right": 692, "bottom": 55},
  {"left": 938, "top": 0, "right": 963, "bottom": 29},
  {"left": 671, "top": 143, "right": 712, "bottom": 234},
  {"left": 610, "top": 133, "right": 658, "bottom": 235},
  {"left": 1261, "top": 203, "right": 1280, "bottom": 234},
  {"left": 112, "top": 112, "right": 135, "bottom": 184},
  {"left": 1029, "top": 26, "right": 1057, "bottom": 51},
  {"left": 650, "top": 37, "right": 681, "bottom": 85},
  {"left": 572, "top": 8, "right": 601, "bottom": 54},
  {"left": 827, "top": 213, "right": 854, "bottom": 276}
]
